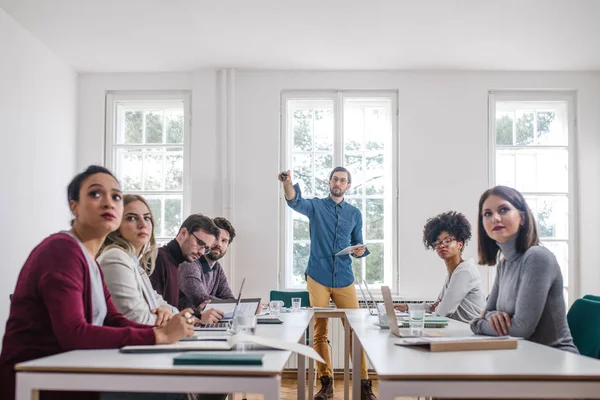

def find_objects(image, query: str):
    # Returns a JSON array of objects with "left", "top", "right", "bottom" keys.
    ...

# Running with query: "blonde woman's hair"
[{"left": 99, "top": 194, "right": 158, "bottom": 275}]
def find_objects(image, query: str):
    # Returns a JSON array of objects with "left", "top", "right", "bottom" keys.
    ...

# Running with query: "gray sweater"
[
  {"left": 470, "top": 237, "right": 578, "bottom": 353},
  {"left": 178, "top": 256, "right": 235, "bottom": 309}
]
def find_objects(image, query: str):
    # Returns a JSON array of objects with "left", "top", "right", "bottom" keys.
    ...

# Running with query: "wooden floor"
[{"left": 230, "top": 377, "right": 414, "bottom": 400}]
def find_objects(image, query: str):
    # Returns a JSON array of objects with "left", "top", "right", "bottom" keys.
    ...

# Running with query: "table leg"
[
  {"left": 308, "top": 316, "right": 315, "bottom": 400},
  {"left": 298, "top": 335, "right": 306, "bottom": 400},
  {"left": 352, "top": 330, "right": 361, "bottom": 400},
  {"left": 344, "top": 316, "right": 350, "bottom": 400}
]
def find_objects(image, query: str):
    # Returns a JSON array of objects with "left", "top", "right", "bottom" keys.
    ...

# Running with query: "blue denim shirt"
[{"left": 286, "top": 183, "right": 369, "bottom": 288}]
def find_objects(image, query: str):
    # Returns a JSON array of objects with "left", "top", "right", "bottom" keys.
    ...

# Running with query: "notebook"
[
  {"left": 173, "top": 352, "right": 264, "bottom": 365},
  {"left": 394, "top": 335, "right": 518, "bottom": 352}
]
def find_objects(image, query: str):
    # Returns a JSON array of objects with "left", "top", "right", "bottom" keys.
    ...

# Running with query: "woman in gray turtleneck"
[{"left": 470, "top": 186, "right": 578, "bottom": 353}]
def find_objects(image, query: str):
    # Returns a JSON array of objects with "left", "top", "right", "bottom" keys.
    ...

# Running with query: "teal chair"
[
  {"left": 567, "top": 298, "right": 600, "bottom": 359},
  {"left": 583, "top": 294, "right": 600, "bottom": 303},
  {"left": 270, "top": 290, "right": 310, "bottom": 308}
]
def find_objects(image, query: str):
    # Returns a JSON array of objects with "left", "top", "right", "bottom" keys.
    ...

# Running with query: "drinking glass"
[
  {"left": 408, "top": 303, "right": 425, "bottom": 335},
  {"left": 291, "top": 297, "right": 302, "bottom": 312},
  {"left": 269, "top": 300, "right": 284, "bottom": 317}
]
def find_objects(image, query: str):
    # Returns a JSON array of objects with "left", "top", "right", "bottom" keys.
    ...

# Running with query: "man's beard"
[
  {"left": 205, "top": 249, "right": 227, "bottom": 262},
  {"left": 330, "top": 187, "right": 345, "bottom": 198}
]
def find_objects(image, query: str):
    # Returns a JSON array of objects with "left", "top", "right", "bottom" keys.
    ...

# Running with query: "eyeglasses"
[
  {"left": 190, "top": 231, "right": 212, "bottom": 255},
  {"left": 331, "top": 177, "right": 349, "bottom": 185},
  {"left": 432, "top": 237, "right": 456, "bottom": 249}
]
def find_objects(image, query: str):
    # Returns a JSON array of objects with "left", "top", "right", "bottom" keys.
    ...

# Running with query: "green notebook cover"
[{"left": 173, "top": 352, "right": 264, "bottom": 366}]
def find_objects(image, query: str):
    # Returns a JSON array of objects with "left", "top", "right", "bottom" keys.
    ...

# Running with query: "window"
[
  {"left": 489, "top": 92, "right": 575, "bottom": 304},
  {"left": 105, "top": 92, "right": 191, "bottom": 244},
  {"left": 281, "top": 92, "right": 397, "bottom": 290}
]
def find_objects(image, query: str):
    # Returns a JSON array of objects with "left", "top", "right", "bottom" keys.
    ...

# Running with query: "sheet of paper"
[
  {"left": 231, "top": 334, "right": 325, "bottom": 364},
  {"left": 335, "top": 244, "right": 363, "bottom": 256},
  {"left": 122, "top": 334, "right": 325, "bottom": 363}
]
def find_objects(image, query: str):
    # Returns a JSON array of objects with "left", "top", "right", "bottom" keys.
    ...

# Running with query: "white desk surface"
[
  {"left": 344, "top": 309, "right": 600, "bottom": 381},
  {"left": 16, "top": 311, "right": 313, "bottom": 377}
]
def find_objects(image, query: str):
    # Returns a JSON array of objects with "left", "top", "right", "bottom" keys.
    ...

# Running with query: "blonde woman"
[{"left": 98, "top": 194, "right": 222, "bottom": 326}]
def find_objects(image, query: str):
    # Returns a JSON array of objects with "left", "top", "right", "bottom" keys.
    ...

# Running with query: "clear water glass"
[
  {"left": 408, "top": 303, "right": 425, "bottom": 335},
  {"left": 269, "top": 300, "right": 283, "bottom": 317},
  {"left": 376, "top": 303, "right": 388, "bottom": 325},
  {"left": 291, "top": 297, "right": 302, "bottom": 312},
  {"left": 234, "top": 315, "right": 257, "bottom": 351}
]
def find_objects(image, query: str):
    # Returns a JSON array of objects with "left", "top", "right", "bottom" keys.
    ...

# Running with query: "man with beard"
[
  {"left": 279, "top": 167, "right": 377, "bottom": 400},
  {"left": 150, "top": 213, "right": 221, "bottom": 309},
  {"left": 178, "top": 217, "right": 236, "bottom": 309}
]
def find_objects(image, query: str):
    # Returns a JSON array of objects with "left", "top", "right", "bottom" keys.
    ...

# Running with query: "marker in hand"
[{"left": 279, "top": 171, "right": 289, "bottom": 182}]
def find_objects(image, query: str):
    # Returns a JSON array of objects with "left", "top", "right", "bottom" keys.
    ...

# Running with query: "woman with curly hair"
[{"left": 395, "top": 211, "right": 485, "bottom": 322}]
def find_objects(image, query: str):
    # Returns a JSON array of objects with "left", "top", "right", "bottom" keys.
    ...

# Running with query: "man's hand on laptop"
[
  {"left": 151, "top": 305, "right": 174, "bottom": 326},
  {"left": 195, "top": 308, "right": 225, "bottom": 325}
]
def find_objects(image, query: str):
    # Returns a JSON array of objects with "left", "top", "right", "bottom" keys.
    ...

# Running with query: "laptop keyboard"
[{"left": 204, "top": 322, "right": 230, "bottom": 328}]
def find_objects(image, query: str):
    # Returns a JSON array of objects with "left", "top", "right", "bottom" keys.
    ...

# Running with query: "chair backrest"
[
  {"left": 270, "top": 290, "right": 310, "bottom": 309},
  {"left": 583, "top": 294, "right": 600, "bottom": 303},
  {"left": 567, "top": 298, "right": 600, "bottom": 359}
]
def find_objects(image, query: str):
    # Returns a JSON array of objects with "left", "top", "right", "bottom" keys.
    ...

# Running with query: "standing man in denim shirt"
[{"left": 279, "top": 166, "right": 377, "bottom": 400}]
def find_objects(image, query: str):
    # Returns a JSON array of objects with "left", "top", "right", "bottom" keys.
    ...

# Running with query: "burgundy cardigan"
[{"left": 0, "top": 233, "right": 156, "bottom": 400}]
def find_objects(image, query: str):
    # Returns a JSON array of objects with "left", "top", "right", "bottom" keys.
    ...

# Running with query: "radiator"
[{"left": 284, "top": 299, "right": 430, "bottom": 371}]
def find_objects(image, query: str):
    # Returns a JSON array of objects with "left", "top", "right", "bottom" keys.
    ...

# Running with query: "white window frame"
[
  {"left": 279, "top": 90, "right": 399, "bottom": 293},
  {"left": 105, "top": 91, "right": 192, "bottom": 242},
  {"left": 488, "top": 91, "right": 578, "bottom": 304}
]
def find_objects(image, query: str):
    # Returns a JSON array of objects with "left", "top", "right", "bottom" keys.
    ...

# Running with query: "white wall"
[
  {"left": 0, "top": 9, "right": 77, "bottom": 342},
  {"left": 77, "top": 70, "right": 223, "bottom": 218},
  {"left": 231, "top": 71, "right": 600, "bottom": 300},
  {"left": 76, "top": 69, "right": 600, "bottom": 302}
]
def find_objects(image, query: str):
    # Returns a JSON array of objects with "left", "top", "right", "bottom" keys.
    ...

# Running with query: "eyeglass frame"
[
  {"left": 330, "top": 176, "right": 349, "bottom": 185},
  {"left": 190, "top": 231, "right": 212, "bottom": 255},
  {"left": 431, "top": 236, "right": 458, "bottom": 249}
]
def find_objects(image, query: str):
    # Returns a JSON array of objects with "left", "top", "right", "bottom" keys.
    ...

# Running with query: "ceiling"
[{"left": 2, "top": 0, "right": 599, "bottom": 73}]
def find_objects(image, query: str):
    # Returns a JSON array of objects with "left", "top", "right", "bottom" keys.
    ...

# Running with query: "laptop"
[
  {"left": 357, "top": 279, "right": 377, "bottom": 315},
  {"left": 195, "top": 278, "right": 246, "bottom": 331},
  {"left": 379, "top": 286, "right": 448, "bottom": 336}
]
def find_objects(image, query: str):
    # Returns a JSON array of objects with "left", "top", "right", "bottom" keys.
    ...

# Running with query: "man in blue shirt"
[{"left": 280, "top": 167, "right": 377, "bottom": 400}]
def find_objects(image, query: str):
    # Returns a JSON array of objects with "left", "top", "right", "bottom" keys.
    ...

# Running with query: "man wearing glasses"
[
  {"left": 150, "top": 213, "right": 221, "bottom": 310},
  {"left": 179, "top": 217, "right": 237, "bottom": 309},
  {"left": 279, "top": 166, "right": 377, "bottom": 400}
]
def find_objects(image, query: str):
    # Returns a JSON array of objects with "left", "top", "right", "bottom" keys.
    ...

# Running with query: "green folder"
[{"left": 173, "top": 352, "right": 264, "bottom": 366}]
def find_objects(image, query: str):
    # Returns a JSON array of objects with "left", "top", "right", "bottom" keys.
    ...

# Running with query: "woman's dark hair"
[
  {"left": 179, "top": 213, "right": 220, "bottom": 238},
  {"left": 213, "top": 217, "right": 236, "bottom": 244},
  {"left": 477, "top": 185, "right": 539, "bottom": 266},
  {"left": 67, "top": 165, "right": 118, "bottom": 203},
  {"left": 422, "top": 211, "right": 471, "bottom": 252}
]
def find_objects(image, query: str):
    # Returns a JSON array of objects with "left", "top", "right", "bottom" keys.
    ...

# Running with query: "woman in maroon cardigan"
[{"left": 0, "top": 166, "right": 195, "bottom": 400}]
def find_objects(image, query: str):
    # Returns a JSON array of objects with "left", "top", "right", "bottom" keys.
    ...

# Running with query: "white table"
[
  {"left": 345, "top": 309, "right": 600, "bottom": 399},
  {"left": 15, "top": 312, "right": 314, "bottom": 400}
]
